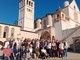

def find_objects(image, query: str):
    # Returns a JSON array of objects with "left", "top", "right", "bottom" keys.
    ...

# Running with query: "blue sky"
[{"left": 0, "top": 0, "right": 80, "bottom": 24}]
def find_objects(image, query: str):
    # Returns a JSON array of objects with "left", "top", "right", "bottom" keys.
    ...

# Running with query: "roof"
[
  {"left": 0, "top": 22, "right": 21, "bottom": 27},
  {"left": 55, "top": 7, "right": 65, "bottom": 14},
  {"left": 35, "top": 13, "right": 53, "bottom": 22},
  {"left": 35, "top": 7, "right": 66, "bottom": 22},
  {"left": 21, "top": 29, "right": 37, "bottom": 33}
]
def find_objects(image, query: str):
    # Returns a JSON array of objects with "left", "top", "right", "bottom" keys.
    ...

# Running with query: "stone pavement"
[
  {"left": 0, "top": 50, "right": 80, "bottom": 60},
  {"left": 34, "top": 52, "right": 80, "bottom": 60}
]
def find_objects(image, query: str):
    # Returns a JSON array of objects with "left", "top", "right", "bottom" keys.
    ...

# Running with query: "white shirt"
[
  {"left": 47, "top": 43, "right": 51, "bottom": 49},
  {"left": 36, "top": 42, "right": 40, "bottom": 48},
  {"left": 41, "top": 49, "right": 46, "bottom": 53},
  {"left": 59, "top": 42, "right": 64, "bottom": 50},
  {"left": 52, "top": 43, "right": 56, "bottom": 46},
  {"left": 4, "top": 41, "right": 9, "bottom": 48},
  {"left": 64, "top": 42, "right": 69, "bottom": 49},
  {"left": 15, "top": 40, "right": 19, "bottom": 46},
  {"left": 29, "top": 48, "right": 33, "bottom": 53}
]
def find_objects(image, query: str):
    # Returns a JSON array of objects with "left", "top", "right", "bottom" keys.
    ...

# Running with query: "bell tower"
[{"left": 18, "top": 0, "right": 34, "bottom": 31}]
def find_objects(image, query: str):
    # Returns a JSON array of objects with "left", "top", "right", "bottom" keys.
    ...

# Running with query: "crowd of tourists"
[{"left": 3, "top": 38, "right": 69, "bottom": 60}]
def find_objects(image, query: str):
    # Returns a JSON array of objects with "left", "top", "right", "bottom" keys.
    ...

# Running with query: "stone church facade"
[
  {"left": 35, "top": 0, "right": 80, "bottom": 45},
  {"left": 0, "top": 0, "right": 80, "bottom": 51}
]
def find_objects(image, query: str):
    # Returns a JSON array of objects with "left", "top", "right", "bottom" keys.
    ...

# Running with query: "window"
[
  {"left": 74, "top": 6, "right": 76, "bottom": 9},
  {"left": 27, "top": 8, "right": 32, "bottom": 12},
  {"left": 27, "top": 0, "right": 28, "bottom": 4},
  {"left": 29, "top": 1, "right": 31, "bottom": 6},
  {"left": 11, "top": 28, "right": 14, "bottom": 38},
  {"left": 29, "top": 9, "right": 30, "bottom": 12},
  {"left": 57, "top": 14, "right": 60, "bottom": 18},
  {"left": 34, "top": 23, "right": 37, "bottom": 29},
  {"left": 62, "top": 14, "right": 64, "bottom": 18},
  {"left": 52, "top": 36, "right": 55, "bottom": 40},
  {"left": 3, "top": 26, "right": 9, "bottom": 38},
  {"left": 43, "top": 19, "right": 47, "bottom": 28},
  {"left": 40, "top": 22, "right": 42, "bottom": 24},
  {"left": 21, "top": 0, "right": 24, "bottom": 6},
  {"left": 31, "top": 2, "right": 33, "bottom": 7}
]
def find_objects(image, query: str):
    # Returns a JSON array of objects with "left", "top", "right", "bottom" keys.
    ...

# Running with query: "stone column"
[{"left": 8, "top": 28, "right": 11, "bottom": 38}]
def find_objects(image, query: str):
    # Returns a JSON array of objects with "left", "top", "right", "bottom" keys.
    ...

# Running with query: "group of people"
[{"left": 3, "top": 38, "right": 69, "bottom": 60}]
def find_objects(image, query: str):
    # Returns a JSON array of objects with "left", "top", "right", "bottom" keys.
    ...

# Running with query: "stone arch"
[
  {"left": 0, "top": 26, "right": 2, "bottom": 37},
  {"left": 40, "top": 31, "right": 50, "bottom": 40},
  {"left": 3, "top": 26, "right": 9, "bottom": 38},
  {"left": 73, "top": 37, "right": 80, "bottom": 52},
  {"left": 11, "top": 28, "right": 14, "bottom": 38}
]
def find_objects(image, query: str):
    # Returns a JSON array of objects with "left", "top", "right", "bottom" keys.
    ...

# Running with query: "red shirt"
[{"left": 3, "top": 48, "right": 11, "bottom": 56}]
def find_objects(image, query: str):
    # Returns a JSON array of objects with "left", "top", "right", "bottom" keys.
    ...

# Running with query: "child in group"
[{"left": 3, "top": 45, "right": 11, "bottom": 60}]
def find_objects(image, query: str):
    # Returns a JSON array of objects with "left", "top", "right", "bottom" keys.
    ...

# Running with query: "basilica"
[{"left": 0, "top": 0, "right": 80, "bottom": 51}]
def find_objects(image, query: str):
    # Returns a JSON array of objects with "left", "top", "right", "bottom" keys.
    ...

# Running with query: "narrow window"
[
  {"left": 11, "top": 28, "right": 14, "bottom": 38},
  {"left": 27, "top": 0, "right": 28, "bottom": 4},
  {"left": 43, "top": 19, "right": 47, "bottom": 28},
  {"left": 31, "top": 2, "right": 33, "bottom": 7},
  {"left": 3, "top": 26, "right": 9, "bottom": 38},
  {"left": 57, "top": 14, "right": 60, "bottom": 18},
  {"left": 62, "top": 14, "right": 64, "bottom": 18},
  {"left": 29, "top": 1, "right": 30, "bottom": 6}
]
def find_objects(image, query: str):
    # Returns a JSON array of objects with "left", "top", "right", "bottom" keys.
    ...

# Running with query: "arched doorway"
[
  {"left": 40, "top": 31, "right": 50, "bottom": 40},
  {"left": 3, "top": 26, "right": 9, "bottom": 38},
  {"left": 74, "top": 38, "right": 80, "bottom": 53}
]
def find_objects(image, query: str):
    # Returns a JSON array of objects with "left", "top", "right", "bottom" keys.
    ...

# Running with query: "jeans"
[
  {"left": 16, "top": 54, "right": 21, "bottom": 60},
  {"left": 4, "top": 56, "right": 10, "bottom": 60},
  {"left": 64, "top": 49, "right": 67, "bottom": 57},
  {"left": 47, "top": 49, "right": 52, "bottom": 57}
]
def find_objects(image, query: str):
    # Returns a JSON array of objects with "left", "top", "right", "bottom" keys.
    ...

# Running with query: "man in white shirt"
[
  {"left": 46, "top": 40, "right": 52, "bottom": 57},
  {"left": 4, "top": 38, "right": 10, "bottom": 48}
]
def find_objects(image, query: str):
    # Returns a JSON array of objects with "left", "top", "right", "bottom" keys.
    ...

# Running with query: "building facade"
[
  {"left": 34, "top": 0, "right": 80, "bottom": 48},
  {"left": 0, "top": 0, "right": 80, "bottom": 51},
  {"left": 18, "top": 0, "right": 34, "bottom": 31}
]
